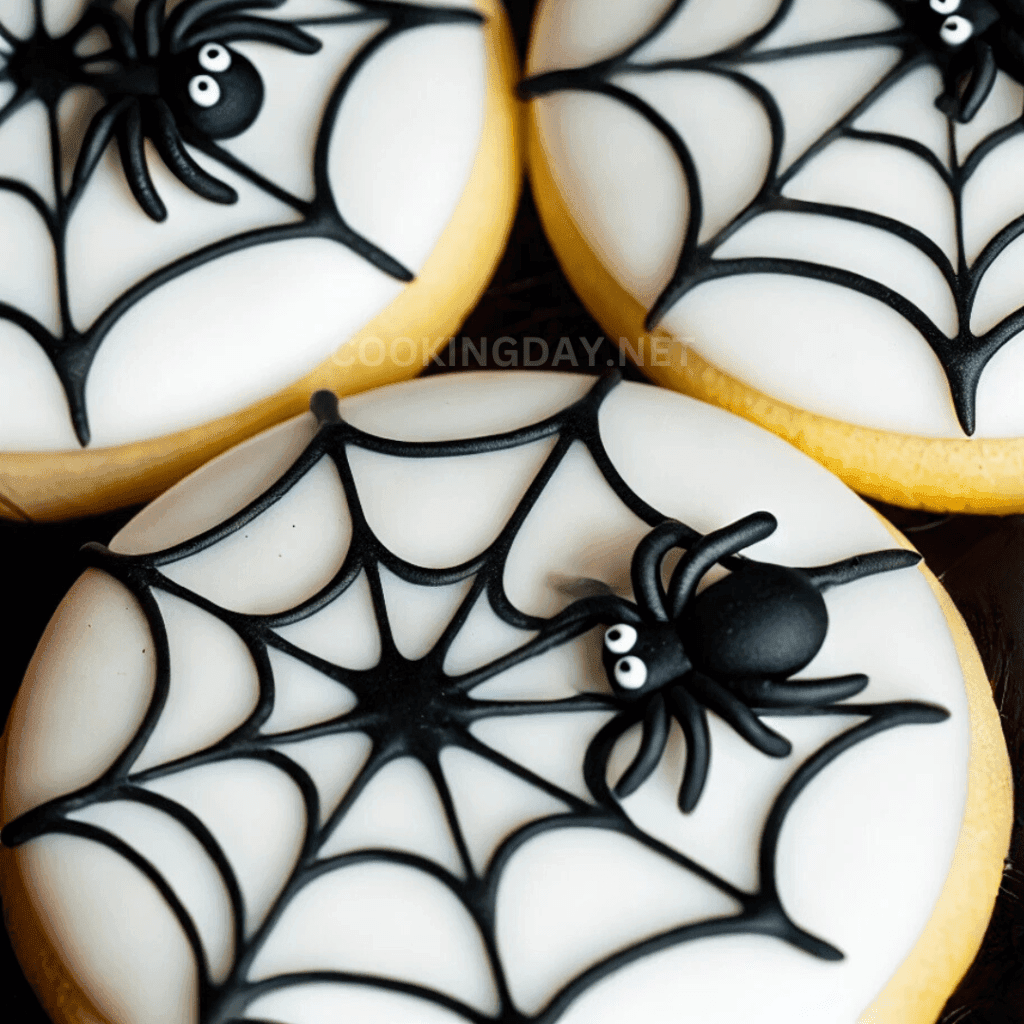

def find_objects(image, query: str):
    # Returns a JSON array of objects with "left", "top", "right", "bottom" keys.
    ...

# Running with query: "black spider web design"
[
  {"left": 0, "top": 376, "right": 948, "bottom": 1024},
  {"left": 0, "top": 0, "right": 483, "bottom": 446},
  {"left": 521, "top": 0, "right": 1024, "bottom": 436}
]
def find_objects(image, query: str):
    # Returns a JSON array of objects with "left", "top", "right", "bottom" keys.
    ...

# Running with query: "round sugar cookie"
[
  {"left": 523, "top": 0, "right": 1024, "bottom": 513},
  {"left": 0, "top": 0, "right": 518, "bottom": 521},
  {"left": 0, "top": 371, "right": 1011, "bottom": 1024}
]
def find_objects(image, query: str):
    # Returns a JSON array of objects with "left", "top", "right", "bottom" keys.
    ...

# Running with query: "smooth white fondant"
[
  {"left": 161, "top": 455, "right": 351, "bottom": 616},
  {"left": 2, "top": 374, "right": 970, "bottom": 1024},
  {"left": 145, "top": 758, "right": 307, "bottom": 937},
  {"left": 261, "top": 648, "right": 357, "bottom": 735},
  {"left": 274, "top": 571, "right": 381, "bottom": 669},
  {"left": 249, "top": 861, "right": 502, "bottom": 1014},
  {"left": 378, "top": 569, "right": 476, "bottom": 661},
  {"left": 350, "top": 439, "right": 558, "bottom": 570},
  {"left": 0, "top": 99, "right": 56, "bottom": 207},
  {"left": 0, "top": 321, "right": 81, "bottom": 449},
  {"left": 131, "top": 591, "right": 260, "bottom": 773},
  {"left": 530, "top": 0, "right": 1024, "bottom": 437},
  {"left": 68, "top": 799, "right": 236, "bottom": 983},
  {"left": 0, "top": 191, "right": 60, "bottom": 334},
  {"left": 19, "top": 834, "right": 200, "bottom": 1024},
  {"left": 319, "top": 756, "right": 466, "bottom": 873},
  {"left": 0, "top": 0, "right": 487, "bottom": 450},
  {"left": 272, "top": 731, "right": 372, "bottom": 824}
]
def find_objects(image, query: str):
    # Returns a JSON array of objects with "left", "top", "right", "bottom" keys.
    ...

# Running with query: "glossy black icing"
[
  {"left": 0, "top": 0, "right": 484, "bottom": 445},
  {"left": 521, "top": 0, "right": 1024, "bottom": 436},
  {"left": 0, "top": 375, "right": 948, "bottom": 1022},
  {"left": 587, "top": 510, "right": 927, "bottom": 814}
]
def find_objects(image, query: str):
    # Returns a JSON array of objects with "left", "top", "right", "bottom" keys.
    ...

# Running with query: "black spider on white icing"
[
  {"left": 900, "top": 0, "right": 1024, "bottom": 121},
  {"left": 584, "top": 512, "right": 921, "bottom": 813},
  {"left": 8, "top": 0, "right": 322, "bottom": 221}
]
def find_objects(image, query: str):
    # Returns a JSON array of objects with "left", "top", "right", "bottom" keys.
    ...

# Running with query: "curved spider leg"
[
  {"left": 117, "top": 102, "right": 167, "bottom": 222},
  {"left": 730, "top": 674, "right": 868, "bottom": 710},
  {"left": 185, "top": 17, "right": 322, "bottom": 54},
  {"left": 583, "top": 709, "right": 643, "bottom": 805},
  {"left": 665, "top": 683, "right": 710, "bottom": 813},
  {"left": 800, "top": 548, "right": 919, "bottom": 591},
  {"left": 667, "top": 511, "right": 777, "bottom": 620},
  {"left": 166, "top": 0, "right": 279, "bottom": 53},
  {"left": 149, "top": 98, "right": 238, "bottom": 205},
  {"left": 134, "top": 0, "right": 167, "bottom": 60},
  {"left": 82, "top": 3, "right": 139, "bottom": 62},
  {"left": 957, "top": 38, "right": 997, "bottom": 123},
  {"left": 70, "top": 96, "right": 133, "bottom": 203},
  {"left": 630, "top": 520, "right": 691, "bottom": 621},
  {"left": 686, "top": 671, "right": 791, "bottom": 758},
  {"left": 613, "top": 691, "right": 670, "bottom": 800}
]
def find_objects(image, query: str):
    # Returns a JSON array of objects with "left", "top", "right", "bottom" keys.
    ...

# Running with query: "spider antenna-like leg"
[
  {"left": 800, "top": 547, "right": 919, "bottom": 592},
  {"left": 958, "top": 38, "right": 997, "bottom": 122},
  {"left": 687, "top": 671, "right": 791, "bottom": 758},
  {"left": 134, "top": 0, "right": 167, "bottom": 59},
  {"left": 667, "top": 511, "right": 776, "bottom": 620},
  {"left": 630, "top": 520, "right": 691, "bottom": 621},
  {"left": 613, "top": 692, "right": 670, "bottom": 799},
  {"left": 666, "top": 684, "right": 710, "bottom": 812}
]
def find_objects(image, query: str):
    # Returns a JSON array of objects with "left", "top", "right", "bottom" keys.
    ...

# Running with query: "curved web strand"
[
  {"left": 520, "top": 0, "right": 1024, "bottom": 435},
  {"left": 0, "top": 376, "right": 949, "bottom": 1024},
  {"left": 0, "top": 0, "right": 483, "bottom": 445}
]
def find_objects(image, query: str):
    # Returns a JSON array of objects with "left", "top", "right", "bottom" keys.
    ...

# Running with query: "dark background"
[{"left": 2, "top": 1, "right": 1021, "bottom": 1021}]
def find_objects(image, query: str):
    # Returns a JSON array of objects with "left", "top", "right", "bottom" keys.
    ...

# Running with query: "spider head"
[
  {"left": 678, "top": 563, "right": 828, "bottom": 682},
  {"left": 163, "top": 41, "right": 264, "bottom": 141},
  {"left": 905, "top": 0, "right": 1000, "bottom": 48},
  {"left": 602, "top": 621, "right": 689, "bottom": 701}
]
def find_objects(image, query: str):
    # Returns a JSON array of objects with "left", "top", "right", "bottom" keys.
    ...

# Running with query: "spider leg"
[
  {"left": 70, "top": 97, "right": 132, "bottom": 201},
  {"left": 730, "top": 674, "right": 868, "bottom": 710},
  {"left": 800, "top": 548, "right": 919, "bottom": 591},
  {"left": 956, "top": 39, "right": 997, "bottom": 123},
  {"left": 149, "top": 99, "right": 237, "bottom": 205},
  {"left": 134, "top": 0, "right": 166, "bottom": 59},
  {"left": 686, "top": 671, "right": 791, "bottom": 758},
  {"left": 613, "top": 692, "right": 669, "bottom": 799},
  {"left": 630, "top": 520, "right": 690, "bottom": 621},
  {"left": 167, "top": 0, "right": 281, "bottom": 52},
  {"left": 666, "top": 684, "right": 710, "bottom": 813},
  {"left": 82, "top": 4, "right": 138, "bottom": 61},
  {"left": 667, "top": 511, "right": 776, "bottom": 620},
  {"left": 185, "top": 17, "right": 322, "bottom": 54},
  {"left": 117, "top": 103, "right": 167, "bottom": 222}
]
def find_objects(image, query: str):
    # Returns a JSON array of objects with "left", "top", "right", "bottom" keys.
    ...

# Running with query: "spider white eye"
[
  {"left": 614, "top": 656, "right": 647, "bottom": 690},
  {"left": 604, "top": 624, "right": 637, "bottom": 654},
  {"left": 189, "top": 74, "right": 221, "bottom": 108},
  {"left": 940, "top": 14, "right": 974, "bottom": 45},
  {"left": 930, "top": 0, "right": 960, "bottom": 14},
  {"left": 198, "top": 43, "right": 231, "bottom": 73}
]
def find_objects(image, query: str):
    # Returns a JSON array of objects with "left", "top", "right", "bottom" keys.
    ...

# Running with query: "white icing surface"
[
  {"left": 0, "top": 0, "right": 488, "bottom": 450},
  {"left": 529, "top": 0, "right": 1024, "bottom": 438},
  {"left": 1, "top": 373, "right": 970, "bottom": 1024}
]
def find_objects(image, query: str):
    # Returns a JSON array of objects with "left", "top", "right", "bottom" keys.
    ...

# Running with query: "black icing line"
[
  {"left": 0, "top": 0, "right": 481, "bottom": 446},
  {"left": 1, "top": 374, "right": 949, "bottom": 1024},
  {"left": 520, "top": 0, "right": 1024, "bottom": 436}
]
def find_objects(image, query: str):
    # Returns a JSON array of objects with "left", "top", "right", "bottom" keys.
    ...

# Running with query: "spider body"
[
  {"left": 57, "top": 0, "right": 321, "bottom": 220},
  {"left": 899, "top": 0, "right": 1024, "bottom": 121},
  {"left": 587, "top": 513, "right": 921, "bottom": 813}
]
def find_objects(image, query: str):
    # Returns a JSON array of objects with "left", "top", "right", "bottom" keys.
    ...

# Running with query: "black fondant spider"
[
  {"left": 70, "top": 0, "right": 321, "bottom": 220},
  {"left": 583, "top": 513, "right": 921, "bottom": 813},
  {"left": 899, "top": 0, "right": 1024, "bottom": 121}
]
